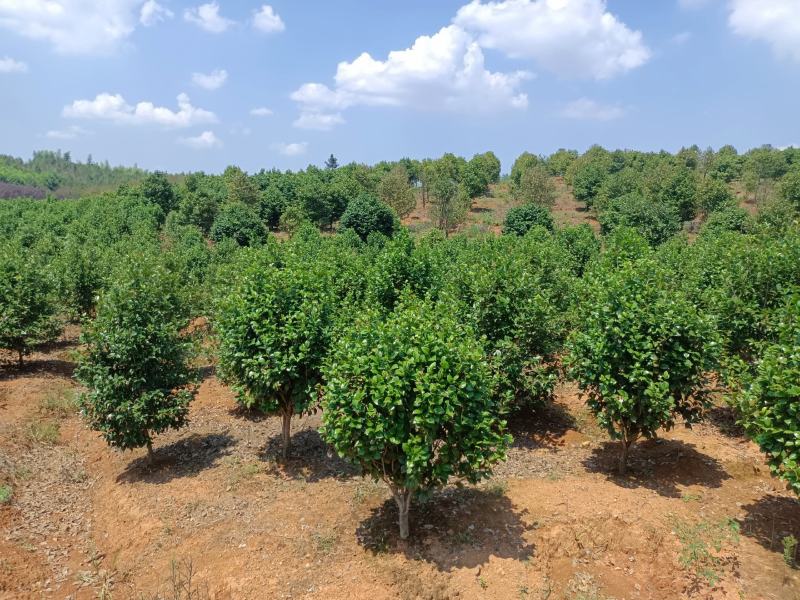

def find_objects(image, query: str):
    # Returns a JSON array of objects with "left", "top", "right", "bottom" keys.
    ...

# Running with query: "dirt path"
[{"left": 1, "top": 337, "right": 799, "bottom": 599}]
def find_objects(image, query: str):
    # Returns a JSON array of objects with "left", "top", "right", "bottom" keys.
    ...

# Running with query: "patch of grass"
[
  {"left": 0, "top": 484, "right": 12, "bottom": 504},
  {"left": 26, "top": 418, "right": 60, "bottom": 445},
  {"left": 681, "top": 492, "right": 703, "bottom": 503},
  {"left": 783, "top": 535, "right": 797, "bottom": 567},
  {"left": 483, "top": 479, "right": 509, "bottom": 497},
  {"left": 352, "top": 479, "right": 383, "bottom": 505},
  {"left": 40, "top": 386, "right": 78, "bottom": 418},
  {"left": 313, "top": 530, "right": 339, "bottom": 556},
  {"left": 671, "top": 515, "right": 740, "bottom": 586},
  {"left": 224, "top": 457, "right": 262, "bottom": 488}
]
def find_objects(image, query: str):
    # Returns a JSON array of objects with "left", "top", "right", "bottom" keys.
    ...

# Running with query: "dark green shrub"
[
  {"left": 215, "top": 249, "right": 335, "bottom": 458},
  {"left": 503, "top": 203, "right": 554, "bottom": 235},
  {"left": 339, "top": 193, "right": 396, "bottom": 241},
  {"left": 75, "top": 255, "right": 196, "bottom": 460},
  {"left": 0, "top": 243, "right": 60, "bottom": 366},
  {"left": 599, "top": 192, "right": 681, "bottom": 246},
  {"left": 322, "top": 297, "right": 510, "bottom": 539},
  {"left": 566, "top": 257, "right": 719, "bottom": 474},
  {"left": 211, "top": 202, "right": 267, "bottom": 246},
  {"left": 738, "top": 292, "right": 800, "bottom": 494}
]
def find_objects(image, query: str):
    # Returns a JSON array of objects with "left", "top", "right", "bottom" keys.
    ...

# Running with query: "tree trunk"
[
  {"left": 146, "top": 439, "right": 154, "bottom": 466},
  {"left": 618, "top": 438, "right": 631, "bottom": 475},
  {"left": 281, "top": 409, "right": 292, "bottom": 460},
  {"left": 392, "top": 488, "right": 413, "bottom": 540},
  {"left": 17, "top": 350, "right": 23, "bottom": 368}
]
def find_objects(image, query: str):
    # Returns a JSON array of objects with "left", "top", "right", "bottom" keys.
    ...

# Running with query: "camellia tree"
[
  {"left": 738, "top": 292, "right": 800, "bottom": 494},
  {"left": 566, "top": 257, "right": 719, "bottom": 474},
  {"left": 215, "top": 249, "right": 335, "bottom": 458},
  {"left": 322, "top": 297, "right": 510, "bottom": 539},
  {"left": 75, "top": 254, "right": 197, "bottom": 462},
  {"left": 0, "top": 243, "right": 60, "bottom": 366}
]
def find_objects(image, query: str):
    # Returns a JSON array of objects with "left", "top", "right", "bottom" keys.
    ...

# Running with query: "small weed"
[
  {"left": 352, "top": 479, "right": 383, "bottom": 505},
  {"left": 225, "top": 458, "right": 261, "bottom": 488},
  {"left": 26, "top": 418, "right": 60, "bottom": 444},
  {"left": 313, "top": 530, "right": 339, "bottom": 556},
  {"left": 0, "top": 484, "right": 12, "bottom": 504},
  {"left": 518, "top": 584, "right": 529, "bottom": 598},
  {"left": 478, "top": 576, "right": 488, "bottom": 590},
  {"left": 484, "top": 479, "right": 509, "bottom": 497},
  {"left": 565, "top": 572, "right": 610, "bottom": 600},
  {"left": 671, "top": 515, "right": 740, "bottom": 586},
  {"left": 453, "top": 529, "right": 476, "bottom": 546},
  {"left": 142, "top": 558, "right": 211, "bottom": 600},
  {"left": 782, "top": 535, "right": 797, "bottom": 567},
  {"left": 40, "top": 386, "right": 78, "bottom": 418},
  {"left": 681, "top": 492, "right": 703, "bottom": 503}
]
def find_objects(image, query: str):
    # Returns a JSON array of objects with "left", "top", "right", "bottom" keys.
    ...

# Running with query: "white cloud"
[
  {"left": 560, "top": 98, "right": 624, "bottom": 121},
  {"left": 140, "top": 0, "right": 173, "bottom": 26},
  {"left": 729, "top": 0, "right": 800, "bottom": 62},
  {"left": 454, "top": 0, "right": 650, "bottom": 79},
  {"left": 293, "top": 112, "right": 345, "bottom": 131},
  {"left": 184, "top": 2, "right": 233, "bottom": 33},
  {"left": 192, "top": 68, "right": 228, "bottom": 90},
  {"left": 292, "top": 24, "right": 529, "bottom": 124},
  {"left": 63, "top": 92, "right": 216, "bottom": 127},
  {"left": 0, "top": 56, "right": 27, "bottom": 73},
  {"left": 44, "top": 125, "right": 90, "bottom": 140},
  {"left": 273, "top": 142, "right": 308, "bottom": 156},
  {"left": 179, "top": 130, "right": 222, "bottom": 149},
  {"left": 252, "top": 5, "right": 284, "bottom": 33},
  {"left": 250, "top": 107, "right": 274, "bottom": 117},
  {"left": 0, "top": 0, "right": 143, "bottom": 55}
]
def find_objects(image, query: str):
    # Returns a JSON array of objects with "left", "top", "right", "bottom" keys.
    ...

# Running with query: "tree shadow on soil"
[
  {"left": 738, "top": 495, "right": 800, "bottom": 556},
  {"left": 259, "top": 428, "right": 359, "bottom": 482},
  {"left": 583, "top": 438, "right": 730, "bottom": 498},
  {"left": 356, "top": 487, "right": 536, "bottom": 572},
  {"left": 0, "top": 358, "right": 76, "bottom": 381},
  {"left": 706, "top": 405, "right": 746, "bottom": 439},
  {"left": 117, "top": 432, "right": 236, "bottom": 484},
  {"left": 507, "top": 402, "right": 578, "bottom": 451}
]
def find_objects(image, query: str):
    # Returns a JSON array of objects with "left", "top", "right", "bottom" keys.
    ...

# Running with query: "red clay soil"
[{"left": 2, "top": 334, "right": 799, "bottom": 600}]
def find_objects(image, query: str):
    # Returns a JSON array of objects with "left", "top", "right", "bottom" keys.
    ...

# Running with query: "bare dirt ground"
[
  {"left": 2, "top": 328, "right": 800, "bottom": 600},
  {"left": 403, "top": 179, "right": 599, "bottom": 239}
]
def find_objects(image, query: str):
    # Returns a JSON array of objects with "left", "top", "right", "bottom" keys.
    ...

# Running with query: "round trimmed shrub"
[
  {"left": 503, "top": 203, "right": 554, "bottom": 236},
  {"left": 339, "top": 193, "right": 396, "bottom": 241}
]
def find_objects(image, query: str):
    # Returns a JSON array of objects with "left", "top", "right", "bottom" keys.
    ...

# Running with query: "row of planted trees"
[{"left": 66, "top": 211, "right": 800, "bottom": 539}]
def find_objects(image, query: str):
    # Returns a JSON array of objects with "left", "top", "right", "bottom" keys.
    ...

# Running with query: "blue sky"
[{"left": 1, "top": 0, "right": 798, "bottom": 173}]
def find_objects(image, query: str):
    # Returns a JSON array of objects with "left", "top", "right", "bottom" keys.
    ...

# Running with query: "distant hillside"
[{"left": 0, "top": 151, "right": 148, "bottom": 198}]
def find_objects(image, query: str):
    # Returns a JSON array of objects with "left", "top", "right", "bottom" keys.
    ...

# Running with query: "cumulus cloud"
[
  {"left": 273, "top": 142, "right": 308, "bottom": 156},
  {"left": 560, "top": 98, "right": 624, "bottom": 120},
  {"left": 293, "top": 112, "right": 345, "bottom": 131},
  {"left": 184, "top": 2, "right": 233, "bottom": 33},
  {"left": 250, "top": 107, "right": 274, "bottom": 117},
  {"left": 291, "top": 24, "right": 529, "bottom": 125},
  {"left": 454, "top": 0, "right": 650, "bottom": 79},
  {"left": 729, "top": 0, "right": 800, "bottom": 62},
  {"left": 140, "top": 0, "right": 173, "bottom": 26},
  {"left": 44, "top": 125, "right": 90, "bottom": 140},
  {"left": 252, "top": 5, "right": 285, "bottom": 33},
  {"left": 63, "top": 92, "right": 216, "bottom": 127},
  {"left": 192, "top": 68, "right": 228, "bottom": 90},
  {"left": 0, "top": 56, "right": 27, "bottom": 73},
  {"left": 0, "top": 0, "right": 143, "bottom": 55},
  {"left": 179, "top": 130, "right": 222, "bottom": 149}
]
